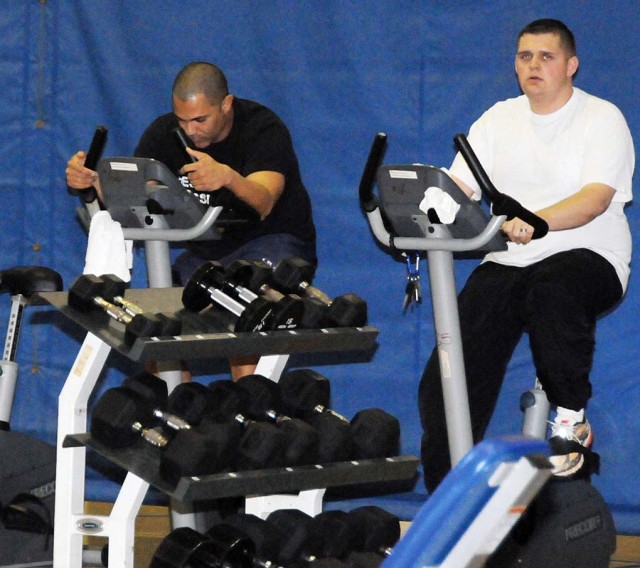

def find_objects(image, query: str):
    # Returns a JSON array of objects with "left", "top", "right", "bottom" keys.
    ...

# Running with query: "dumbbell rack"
[{"left": 36, "top": 287, "right": 419, "bottom": 568}]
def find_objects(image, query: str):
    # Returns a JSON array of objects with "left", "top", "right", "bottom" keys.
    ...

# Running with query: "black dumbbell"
[
  {"left": 207, "top": 379, "right": 288, "bottom": 470},
  {"left": 343, "top": 506, "right": 401, "bottom": 568},
  {"left": 234, "top": 506, "right": 399, "bottom": 566},
  {"left": 222, "top": 507, "right": 399, "bottom": 568},
  {"left": 347, "top": 506, "right": 400, "bottom": 554},
  {"left": 206, "top": 260, "right": 299, "bottom": 331},
  {"left": 265, "top": 369, "right": 353, "bottom": 463},
  {"left": 221, "top": 513, "right": 288, "bottom": 563},
  {"left": 275, "top": 369, "right": 353, "bottom": 462},
  {"left": 349, "top": 407, "right": 401, "bottom": 460},
  {"left": 123, "top": 372, "right": 215, "bottom": 432},
  {"left": 264, "top": 257, "right": 368, "bottom": 328},
  {"left": 264, "top": 509, "right": 318, "bottom": 565},
  {"left": 150, "top": 526, "right": 254, "bottom": 568},
  {"left": 266, "top": 509, "right": 356, "bottom": 564},
  {"left": 279, "top": 369, "right": 401, "bottom": 459},
  {"left": 121, "top": 371, "right": 168, "bottom": 407},
  {"left": 207, "top": 519, "right": 291, "bottom": 568},
  {"left": 175, "top": 305, "right": 234, "bottom": 335},
  {"left": 182, "top": 261, "right": 275, "bottom": 332},
  {"left": 100, "top": 273, "right": 182, "bottom": 337},
  {"left": 121, "top": 372, "right": 190, "bottom": 432},
  {"left": 116, "top": 372, "right": 266, "bottom": 482},
  {"left": 237, "top": 375, "right": 353, "bottom": 465},
  {"left": 221, "top": 511, "right": 353, "bottom": 566},
  {"left": 90, "top": 386, "right": 240, "bottom": 485},
  {"left": 308, "top": 510, "right": 364, "bottom": 560},
  {"left": 233, "top": 374, "right": 320, "bottom": 466},
  {"left": 159, "top": 413, "right": 244, "bottom": 485},
  {"left": 165, "top": 381, "right": 220, "bottom": 428},
  {"left": 90, "top": 385, "right": 169, "bottom": 449},
  {"left": 68, "top": 274, "right": 163, "bottom": 346},
  {"left": 225, "top": 259, "right": 305, "bottom": 330},
  {"left": 270, "top": 507, "right": 399, "bottom": 568}
]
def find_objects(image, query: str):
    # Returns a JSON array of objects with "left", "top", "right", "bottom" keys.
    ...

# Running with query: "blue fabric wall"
[{"left": 1, "top": 0, "right": 638, "bottom": 531}]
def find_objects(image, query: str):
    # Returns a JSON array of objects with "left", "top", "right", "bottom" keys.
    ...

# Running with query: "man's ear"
[
  {"left": 567, "top": 55, "right": 579, "bottom": 78},
  {"left": 222, "top": 94, "right": 234, "bottom": 114}
]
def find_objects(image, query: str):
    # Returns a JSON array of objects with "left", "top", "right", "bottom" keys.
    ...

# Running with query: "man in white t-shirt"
[{"left": 418, "top": 18, "right": 634, "bottom": 491}]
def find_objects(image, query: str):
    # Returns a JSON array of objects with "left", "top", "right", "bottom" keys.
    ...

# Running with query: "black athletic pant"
[{"left": 418, "top": 249, "right": 623, "bottom": 493}]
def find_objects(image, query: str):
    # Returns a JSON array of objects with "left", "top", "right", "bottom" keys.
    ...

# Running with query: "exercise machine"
[
  {"left": 0, "top": 266, "right": 107, "bottom": 566},
  {"left": 68, "top": 129, "right": 230, "bottom": 539},
  {"left": 0, "top": 267, "right": 60, "bottom": 566},
  {"left": 0, "top": 266, "right": 62, "bottom": 430},
  {"left": 359, "top": 132, "right": 616, "bottom": 567}
]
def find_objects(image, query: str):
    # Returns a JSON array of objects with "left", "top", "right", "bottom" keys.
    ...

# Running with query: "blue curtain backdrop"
[{"left": 1, "top": 0, "right": 639, "bottom": 532}]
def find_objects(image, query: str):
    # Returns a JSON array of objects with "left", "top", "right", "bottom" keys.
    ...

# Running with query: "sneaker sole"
[
  {"left": 583, "top": 428, "right": 594, "bottom": 448},
  {"left": 550, "top": 453, "right": 585, "bottom": 477}
]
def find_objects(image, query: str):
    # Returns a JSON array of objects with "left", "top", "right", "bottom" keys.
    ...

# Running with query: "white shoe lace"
[{"left": 548, "top": 420, "right": 587, "bottom": 445}]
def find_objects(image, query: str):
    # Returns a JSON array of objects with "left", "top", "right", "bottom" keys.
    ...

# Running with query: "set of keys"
[{"left": 402, "top": 252, "right": 422, "bottom": 312}]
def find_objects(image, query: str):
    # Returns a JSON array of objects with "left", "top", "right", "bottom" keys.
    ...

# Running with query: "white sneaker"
[{"left": 548, "top": 419, "right": 593, "bottom": 477}]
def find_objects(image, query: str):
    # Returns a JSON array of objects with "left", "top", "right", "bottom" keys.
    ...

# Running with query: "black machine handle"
[
  {"left": 68, "top": 125, "right": 108, "bottom": 204},
  {"left": 172, "top": 126, "right": 198, "bottom": 164},
  {"left": 454, "top": 133, "right": 548, "bottom": 239},
  {"left": 84, "top": 125, "right": 108, "bottom": 170},
  {"left": 359, "top": 132, "right": 388, "bottom": 212}
]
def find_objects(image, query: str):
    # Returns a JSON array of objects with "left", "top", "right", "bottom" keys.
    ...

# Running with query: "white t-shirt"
[{"left": 450, "top": 87, "right": 635, "bottom": 291}]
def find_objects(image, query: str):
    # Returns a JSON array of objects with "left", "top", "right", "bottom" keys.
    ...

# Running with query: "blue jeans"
[{"left": 172, "top": 233, "right": 317, "bottom": 286}]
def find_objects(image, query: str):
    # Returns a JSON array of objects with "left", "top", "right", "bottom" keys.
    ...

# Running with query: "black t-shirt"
[{"left": 134, "top": 98, "right": 316, "bottom": 260}]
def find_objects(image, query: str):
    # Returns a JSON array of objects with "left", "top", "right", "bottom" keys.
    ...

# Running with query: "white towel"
[
  {"left": 419, "top": 186, "right": 460, "bottom": 224},
  {"left": 83, "top": 211, "right": 133, "bottom": 282}
]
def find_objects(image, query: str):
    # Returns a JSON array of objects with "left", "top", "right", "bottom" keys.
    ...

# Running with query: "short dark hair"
[
  {"left": 518, "top": 19, "right": 576, "bottom": 57},
  {"left": 172, "top": 62, "right": 229, "bottom": 105}
]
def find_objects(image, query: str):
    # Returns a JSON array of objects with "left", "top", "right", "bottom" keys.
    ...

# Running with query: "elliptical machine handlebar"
[
  {"left": 68, "top": 126, "right": 109, "bottom": 220},
  {"left": 453, "top": 133, "right": 549, "bottom": 239},
  {"left": 359, "top": 131, "right": 388, "bottom": 213}
]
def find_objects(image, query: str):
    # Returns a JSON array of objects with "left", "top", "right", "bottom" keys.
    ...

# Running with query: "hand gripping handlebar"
[{"left": 453, "top": 133, "right": 548, "bottom": 239}]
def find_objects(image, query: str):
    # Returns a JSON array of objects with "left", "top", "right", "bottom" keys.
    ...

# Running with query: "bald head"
[{"left": 172, "top": 62, "right": 229, "bottom": 105}]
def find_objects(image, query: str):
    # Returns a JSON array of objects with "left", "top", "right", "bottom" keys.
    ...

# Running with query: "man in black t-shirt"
[
  {"left": 67, "top": 61, "right": 316, "bottom": 285},
  {"left": 66, "top": 61, "right": 317, "bottom": 378}
]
